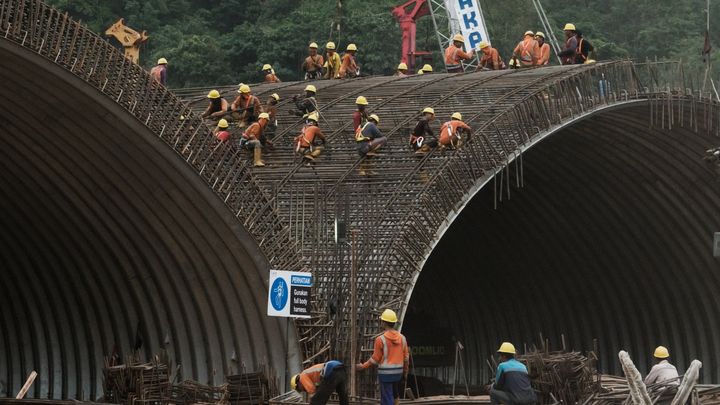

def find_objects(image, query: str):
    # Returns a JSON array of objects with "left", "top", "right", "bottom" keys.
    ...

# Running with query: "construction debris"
[
  {"left": 226, "top": 366, "right": 280, "bottom": 405},
  {"left": 517, "top": 348, "right": 599, "bottom": 405}
]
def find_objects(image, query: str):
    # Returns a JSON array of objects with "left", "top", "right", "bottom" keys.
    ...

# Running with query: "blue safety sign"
[{"left": 267, "top": 270, "right": 313, "bottom": 318}]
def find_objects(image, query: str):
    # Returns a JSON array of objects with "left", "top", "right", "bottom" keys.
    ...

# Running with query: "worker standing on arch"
[
  {"left": 353, "top": 96, "right": 369, "bottom": 131},
  {"left": 535, "top": 32, "right": 551, "bottom": 65},
  {"left": 303, "top": 42, "right": 325, "bottom": 80},
  {"left": 262, "top": 64, "right": 281, "bottom": 83},
  {"left": 150, "top": 58, "right": 168, "bottom": 85},
  {"left": 324, "top": 42, "right": 342, "bottom": 79},
  {"left": 512, "top": 31, "right": 539, "bottom": 68},
  {"left": 445, "top": 34, "right": 474, "bottom": 73},
  {"left": 439, "top": 112, "right": 471, "bottom": 149},
  {"left": 356, "top": 309, "right": 409, "bottom": 405},
  {"left": 559, "top": 23, "right": 579, "bottom": 65},
  {"left": 410, "top": 107, "right": 438, "bottom": 154},
  {"left": 339, "top": 44, "right": 359, "bottom": 79}
]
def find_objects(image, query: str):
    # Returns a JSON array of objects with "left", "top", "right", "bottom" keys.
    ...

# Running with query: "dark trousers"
[
  {"left": 490, "top": 388, "right": 535, "bottom": 405},
  {"left": 311, "top": 367, "right": 349, "bottom": 405}
]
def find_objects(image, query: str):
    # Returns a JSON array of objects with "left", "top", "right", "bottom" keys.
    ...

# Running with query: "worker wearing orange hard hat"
[
  {"left": 201, "top": 89, "right": 231, "bottom": 119},
  {"left": 356, "top": 309, "right": 409, "bottom": 405},
  {"left": 231, "top": 84, "right": 264, "bottom": 128},
  {"left": 445, "top": 33, "right": 474, "bottom": 73},
  {"left": 303, "top": 42, "right": 325, "bottom": 80},
  {"left": 645, "top": 346, "right": 680, "bottom": 386},
  {"left": 439, "top": 112, "right": 471, "bottom": 149},
  {"left": 512, "top": 30, "right": 540, "bottom": 68},
  {"left": 488, "top": 342, "right": 537, "bottom": 405},
  {"left": 338, "top": 43, "right": 359, "bottom": 79},
  {"left": 261, "top": 64, "right": 281, "bottom": 83},
  {"left": 535, "top": 32, "right": 551, "bottom": 65},
  {"left": 324, "top": 42, "right": 342, "bottom": 79},
  {"left": 241, "top": 112, "right": 271, "bottom": 167},
  {"left": 476, "top": 41, "right": 505, "bottom": 70},
  {"left": 150, "top": 57, "right": 168, "bottom": 85}
]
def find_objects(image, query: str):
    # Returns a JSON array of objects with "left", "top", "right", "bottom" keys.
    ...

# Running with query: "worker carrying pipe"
[
  {"left": 439, "top": 112, "right": 471, "bottom": 149},
  {"left": 445, "top": 34, "right": 474, "bottom": 73},
  {"left": 291, "top": 360, "right": 349, "bottom": 405}
]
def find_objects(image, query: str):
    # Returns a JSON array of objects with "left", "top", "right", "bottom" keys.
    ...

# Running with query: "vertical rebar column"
[{"left": 350, "top": 229, "right": 359, "bottom": 399}]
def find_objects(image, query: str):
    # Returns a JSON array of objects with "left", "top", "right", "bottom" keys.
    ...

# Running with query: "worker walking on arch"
[
  {"left": 150, "top": 57, "right": 168, "bottom": 85},
  {"left": 512, "top": 31, "right": 539, "bottom": 68},
  {"left": 291, "top": 360, "right": 349, "bottom": 405},
  {"left": 241, "top": 112, "right": 270, "bottom": 167},
  {"left": 356, "top": 114, "right": 387, "bottom": 157},
  {"left": 356, "top": 309, "right": 409, "bottom": 405},
  {"left": 477, "top": 42, "right": 505, "bottom": 70},
  {"left": 231, "top": 84, "right": 263, "bottom": 128},
  {"left": 290, "top": 85, "right": 319, "bottom": 121},
  {"left": 294, "top": 113, "right": 326, "bottom": 162},
  {"left": 535, "top": 32, "right": 551, "bottom": 65},
  {"left": 439, "top": 113, "right": 471, "bottom": 149},
  {"left": 410, "top": 107, "right": 438, "bottom": 154},
  {"left": 262, "top": 64, "right": 281, "bottom": 83},
  {"left": 445, "top": 34, "right": 474, "bottom": 73},
  {"left": 303, "top": 42, "right": 325, "bottom": 80},
  {"left": 645, "top": 346, "right": 680, "bottom": 386},
  {"left": 339, "top": 44, "right": 359, "bottom": 79},
  {"left": 489, "top": 342, "right": 537, "bottom": 405},
  {"left": 201, "top": 89, "right": 230, "bottom": 119},
  {"left": 324, "top": 42, "right": 342, "bottom": 79}
]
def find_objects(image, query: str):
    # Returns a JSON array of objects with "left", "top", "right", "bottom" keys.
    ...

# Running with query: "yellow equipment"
[
  {"left": 422, "top": 107, "right": 435, "bottom": 115},
  {"left": 451, "top": 112, "right": 462, "bottom": 120},
  {"left": 347, "top": 43, "right": 357, "bottom": 51},
  {"left": 563, "top": 23, "right": 576, "bottom": 31},
  {"left": 535, "top": 32, "right": 545, "bottom": 38},
  {"left": 380, "top": 309, "right": 398, "bottom": 323},
  {"left": 369, "top": 114, "right": 380, "bottom": 123},
  {"left": 478, "top": 41, "right": 490, "bottom": 49},
  {"left": 262, "top": 64, "right": 272, "bottom": 71},
  {"left": 355, "top": 96, "right": 369, "bottom": 105},
  {"left": 654, "top": 346, "right": 670, "bottom": 359},
  {"left": 309, "top": 42, "right": 318, "bottom": 49},
  {"left": 418, "top": 70, "right": 424, "bottom": 75},
  {"left": 105, "top": 18, "right": 149, "bottom": 64},
  {"left": 305, "top": 84, "right": 317, "bottom": 93},
  {"left": 157, "top": 58, "right": 168, "bottom": 65},
  {"left": 524, "top": 30, "right": 534, "bottom": 36},
  {"left": 308, "top": 112, "right": 319, "bottom": 122},
  {"left": 290, "top": 374, "right": 299, "bottom": 390},
  {"left": 258, "top": 113, "right": 270, "bottom": 120},
  {"left": 271, "top": 93, "right": 280, "bottom": 101},
  {"left": 218, "top": 119, "right": 229, "bottom": 128},
  {"left": 326, "top": 41, "right": 336, "bottom": 50},
  {"left": 207, "top": 89, "right": 221, "bottom": 99},
  {"left": 398, "top": 62, "right": 408, "bottom": 70},
  {"left": 452, "top": 33, "right": 464, "bottom": 43},
  {"left": 497, "top": 342, "right": 516, "bottom": 354},
  {"left": 422, "top": 64, "right": 433, "bottom": 72},
  {"left": 238, "top": 84, "right": 251, "bottom": 94}
]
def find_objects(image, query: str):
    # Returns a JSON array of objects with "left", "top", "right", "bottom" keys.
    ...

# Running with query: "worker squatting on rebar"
[
  {"left": 487, "top": 342, "right": 538, "bottom": 405},
  {"left": 241, "top": 112, "right": 271, "bottom": 167},
  {"left": 289, "top": 85, "right": 319, "bottom": 122},
  {"left": 439, "top": 112, "right": 472, "bottom": 149},
  {"left": 231, "top": 84, "right": 264, "bottom": 128},
  {"left": 294, "top": 112, "right": 326, "bottom": 164},
  {"left": 410, "top": 107, "right": 439, "bottom": 154}
]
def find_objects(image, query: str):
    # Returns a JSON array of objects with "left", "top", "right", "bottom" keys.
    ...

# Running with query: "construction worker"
[
  {"left": 241, "top": 112, "right": 270, "bottom": 167},
  {"left": 291, "top": 360, "right": 349, "bottom": 405},
  {"left": 489, "top": 342, "right": 537, "bottom": 405},
  {"left": 645, "top": 346, "right": 680, "bottom": 386},
  {"left": 214, "top": 119, "right": 232, "bottom": 142},
  {"left": 558, "top": 23, "right": 579, "bottom": 65},
  {"left": 324, "top": 42, "right": 342, "bottom": 79},
  {"left": 477, "top": 42, "right": 505, "bottom": 70},
  {"left": 421, "top": 64, "right": 433, "bottom": 74},
  {"left": 410, "top": 107, "right": 438, "bottom": 154},
  {"left": 262, "top": 64, "right": 281, "bottom": 83},
  {"left": 356, "top": 114, "right": 386, "bottom": 157},
  {"left": 303, "top": 42, "right": 325, "bottom": 80},
  {"left": 290, "top": 85, "right": 319, "bottom": 121},
  {"left": 265, "top": 93, "right": 280, "bottom": 129},
  {"left": 339, "top": 43, "right": 359, "bottom": 79},
  {"left": 294, "top": 112, "right": 326, "bottom": 162},
  {"left": 535, "top": 32, "right": 551, "bottom": 65},
  {"left": 150, "top": 57, "right": 168, "bottom": 85},
  {"left": 353, "top": 96, "right": 369, "bottom": 130},
  {"left": 445, "top": 34, "right": 474, "bottom": 73},
  {"left": 439, "top": 112, "right": 471, "bottom": 149},
  {"left": 231, "top": 84, "right": 263, "bottom": 128},
  {"left": 201, "top": 89, "right": 230, "bottom": 119},
  {"left": 356, "top": 309, "right": 409, "bottom": 405},
  {"left": 512, "top": 31, "right": 540, "bottom": 68},
  {"left": 396, "top": 62, "right": 409, "bottom": 77}
]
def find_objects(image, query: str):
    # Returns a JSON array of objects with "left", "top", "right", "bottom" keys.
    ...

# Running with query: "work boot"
[
  {"left": 415, "top": 144, "right": 431, "bottom": 154},
  {"left": 253, "top": 147, "right": 265, "bottom": 167},
  {"left": 310, "top": 149, "right": 322, "bottom": 158}
]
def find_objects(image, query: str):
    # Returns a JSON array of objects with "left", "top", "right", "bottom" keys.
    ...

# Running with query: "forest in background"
[{"left": 46, "top": 0, "right": 720, "bottom": 88}]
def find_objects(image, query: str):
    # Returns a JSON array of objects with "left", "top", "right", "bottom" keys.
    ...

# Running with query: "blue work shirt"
[
  {"left": 361, "top": 122, "right": 383, "bottom": 140},
  {"left": 494, "top": 358, "right": 537, "bottom": 404}
]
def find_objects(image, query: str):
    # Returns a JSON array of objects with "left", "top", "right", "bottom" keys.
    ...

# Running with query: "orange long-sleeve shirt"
[
  {"left": 479, "top": 47, "right": 504, "bottom": 70},
  {"left": 361, "top": 329, "right": 409, "bottom": 378}
]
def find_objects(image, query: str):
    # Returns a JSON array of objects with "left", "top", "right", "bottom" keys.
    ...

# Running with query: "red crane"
[{"left": 392, "top": 0, "right": 432, "bottom": 73}]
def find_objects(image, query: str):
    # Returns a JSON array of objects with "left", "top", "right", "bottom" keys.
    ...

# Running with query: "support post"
[{"left": 350, "top": 229, "right": 359, "bottom": 399}]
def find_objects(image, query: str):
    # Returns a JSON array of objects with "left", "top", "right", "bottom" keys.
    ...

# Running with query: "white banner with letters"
[{"left": 445, "top": 0, "right": 490, "bottom": 50}]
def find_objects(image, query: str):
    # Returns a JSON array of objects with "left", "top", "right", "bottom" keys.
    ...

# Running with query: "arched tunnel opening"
[{"left": 403, "top": 104, "right": 720, "bottom": 392}]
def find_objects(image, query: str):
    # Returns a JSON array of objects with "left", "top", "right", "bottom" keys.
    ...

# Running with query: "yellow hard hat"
[
  {"left": 271, "top": 93, "right": 280, "bottom": 101},
  {"left": 157, "top": 57, "right": 168, "bottom": 65},
  {"left": 238, "top": 84, "right": 251, "bottom": 94},
  {"left": 398, "top": 62, "right": 408, "bottom": 70},
  {"left": 258, "top": 112, "right": 270, "bottom": 120},
  {"left": 535, "top": 31, "right": 545, "bottom": 38},
  {"left": 369, "top": 114, "right": 380, "bottom": 123},
  {"left": 307, "top": 112, "right": 319, "bottom": 122},
  {"left": 326, "top": 41, "right": 336, "bottom": 50},
  {"left": 422, "top": 64, "right": 433, "bottom": 72},
  {"left": 497, "top": 342, "right": 516, "bottom": 354},
  {"left": 262, "top": 64, "right": 272, "bottom": 71},
  {"left": 584, "top": 59, "right": 597, "bottom": 64},
  {"left": 452, "top": 33, "right": 464, "bottom": 43},
  {"left": 347, "top": 43, "right": 357, "bottom": 51},
  {"left": 422, "top": 107, "right": 435, "bottom": 115},
  {"left": 355, "top": 96, "right": 368, "bottom": 105},
  {"left": 451, "top": 112, "right": 462, "bottom": 120},
  {"left": 207, "top": 89, "right": 221, "bottom": 99},
  {"left": 305, "top": 84, "right": 317, "bottom": 93},
  {"left": 524, "top": 30, "right": 534, "bottom": 36},
  {"left": 563, "top": 23, "right": 576, "bottom": 31},
  {"left": 478, "top": 41, "right": 490, "bottom": 49},
  {"left": 418, "top": 70, "right": 424, "bottom": 75},
  {"left": 654, "top": 346, "right": 670, "bottom": 359},
  {"left": 217, "top": 119, "right": 229, "bottom": 128},
  {"left": 380, "top": 309, "right": 398, "bottom": 323},
  {"left": 290, "top": 374, "right": 299, "bottom": 391},
  {"left": 309, "top": 42, "right": 318, "bottom": 49}
]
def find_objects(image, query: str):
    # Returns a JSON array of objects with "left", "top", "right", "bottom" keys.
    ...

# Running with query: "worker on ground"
[
  {"left": 445, "top": 34, "right": 474, "bottom": 73},
  {"left": 291, "top": 360, "right": 349, "bottom": 405},
  {"left": 512, "top": 31, "right": 540, "bottom": 68},
  {"left": 535, "top": 32, "right": 551, "bottom": 65},
  {"left": 477, "top": 42, "right": 505, "bottom": 70},
  {"left": 410, "top": 107, "right": 438, "bottom": 154},
  {"left": 201, "top": 89, "right": 230, "bottom": 119},
  {"left": 421, "top": 64, "right": 433, "bottom": 74},
  {"left": 339, "top": 44, "right": 359, "bottom": 79},
  {"left": 214, "top": 119, "right": 232, "bottom": 143},
  {"left": 645, "top": 346, "right": 680, "bottom": 386},
  {"left": 265, "top": 93, "right": 280, "bottom": 129},
  {"left": 439, "top": 112, "right": 471, "bottom": 149},
  {"left": 356, "top": 114, "right": 387, "bottom": 157},
  {"left": 488, "top": 342, "right": 537, "bottom": 405},
  {"left": 241, "top": 112, "right": 270, "bottom": 167},
  {"left": 303, "top": 42, "right": 325, "bottom": 80},
  {"left": 262, "top": 64, "right": 281, "bottom": 83},
  {"left": 290, "top": 85, "right": 319, "bottom": 121},
  {"left": 396, "top": 62, "right": 409, "bottom": 77},
  {"left": 150, "top": 57, "right": 168, "bottom": 85},
  {"left": 356, "top": 309, "right": 409, "bottom": 405},
  {"left": 231, "top": 84, "right": 263, "bottom": 128},
  {"left": 558, "top": 23, "right": 579, "bottom": 65},
  {"left": 324, "top": 42, "right": 342, "bottom": 79},
  {"left": 353, "top": 96, "right": 369, "bottom": 131},
  {"left": 294, "top": 112, "right": 326, "bottom": 162}
]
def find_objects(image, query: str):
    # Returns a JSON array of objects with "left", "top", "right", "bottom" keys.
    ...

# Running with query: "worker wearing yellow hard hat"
[
  {"left": 645, "top": 346, "right": 679, "bottom": 386},
  {"left": 558, "top": 23, "right": 590, "bottom": 65},
  {"left": 241, "top": 112, "right": 271, "bottom": 167},
  {"left": 339, "top": 43, "right": 359, "bottom": 79},
  {"left": 410, "top": 107, "right": 438, "bottom": 154},
  {"left": 355, "top": 112, "right": 386, "bottom": 158},
  {"left": 290, "top": 85, "right": 319, "bottom": 122},
  {"left": 445, "top": 33, "right": 474, "bottom": 73},
  {"left": 261, "top": 64, "right": 281, "bottom": 83},
  {"left": 439, "top": 112, "right": 471, "bottom": 149},
  {"left": 477, "top": 41, "right": 505, "bottom": 70},
  {"left": 535, "top": 32, "right": 551, "bottom": 65},
  {"left": 150, "top": 57, "right": 168, "bottom": 85},
  {"left": 304, "top": 41, "right": 325, "bottom": 80},
  {"left": 324, "top": 41, "right": 341, "bottom": 79},
  {"left": 512, "top": 30, "right": 540, "bottom": 68},
  {"left": 231, "top": 84, "right": 263, "bottom": 128},
  {"left": 264, "top": 93, "right": 281, "bottom": 130},
  {"left": 353, "top": 96, "right": 369, "bottom": 131},
  {"left": 489, "top": 342, "right": 537, "bottom": 405},
  {"left": 291, "top": 360, "right": 349, "bottom": 404},
  {"left": 294, "top": 112, "right": 326, "bottom": 162},
  {"left": 396, "top": 62, "right": 409, "bottom": 77},
  {"left": 201, "top": 89, "right": 230, "bottom": 119},
  {"left": 214, "top": 119, "right": 231, "bottom": 142},
  {"left": 356, "top": 309, "right": 409, "bottom": 405}
]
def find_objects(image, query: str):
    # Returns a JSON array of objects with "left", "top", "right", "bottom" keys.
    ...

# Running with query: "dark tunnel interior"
[{"left": 404, "top": 105, "right": 720, "bottom": 387}]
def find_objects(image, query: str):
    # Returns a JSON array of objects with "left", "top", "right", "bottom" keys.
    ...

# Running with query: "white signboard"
[
  {"left": 267, "top": 270, "right": 313, "bottom": 318},
  {"left": 445, "top": 0, "right": 491, "bottom": 50}
]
